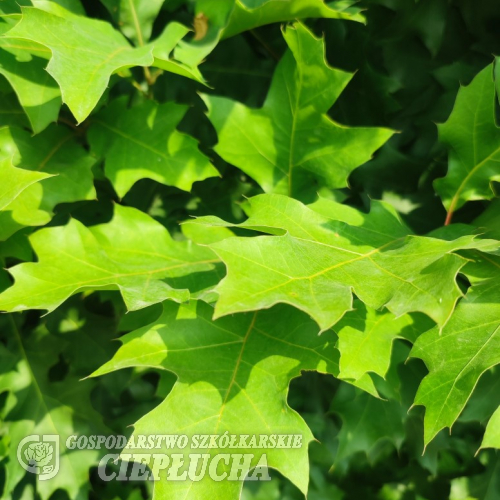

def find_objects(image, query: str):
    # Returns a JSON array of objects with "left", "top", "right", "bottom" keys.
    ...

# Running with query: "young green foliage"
[
  {"left": 0, "top": 205, "right": 220, "bottom": 313},
  {"left": 5, "top": 5, "right": 153, "bottom": 122},
  {"left": 92, "top": 301, "right": 339, "bottom": 500},
  {"left": 203, "top": 23, "right": 393, "bottom": 198},
  {"left": 88, "top": 98, "right": 218, "bottom": 197},
  {"left": 411, "top": 280, "right": 500, "bottom": 446},
  {"left": 191, "top": 194, "right": 498, "bottom": 330},
  {"left": 1, "top": 3, "right": 500, "bottom": 500},
  {"left": 436, "top": 64, "right": 500, "bottom": 223}
]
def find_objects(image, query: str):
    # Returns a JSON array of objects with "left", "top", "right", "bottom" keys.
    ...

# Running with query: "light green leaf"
[
  {"left": 0, "top": 20, "right": 61, "bottom": 133},
  {"left": 191, "top": 194, "right": 498, "bottom": 331},
  {"left": 221, "top": 0, "right": 365, "bottom": 38},
  {"left": 203, "top": 22, "right": 393, "bottom": 197},
  {"left": 334, "top": 301, "right": 432, "bottom": 383},
  {"left": 32, "top": 0, "right": 86, "bottom": 16},
  {"left": 0, "top": 125, "right": 96, "bottom": 211},
  {"left": 0, "top": 155, "right": 52, "bottom": 210},
  {"left": 481, "top": 406, "right": 500, "bottom": 450},
  {"left": 0, "top": 204, "right": 220, "bottom": 313},
  {"left": 0, "top": 183, "right": 52, "bottom": 241},
  {"left": 411, "top": 280, "right": 500, "bottom": 445},
  {"left": 435, "top": 63, "right": 500, "bottom": 223},
  {"left": 150, "top": 22, "right": 206, "bottom": 84},
  {"left": 92, "top": 300, "right": 339, "bottom": 500},
  {"left": 0, "top": 124, "right": 96, "bottom": 240},
  {"left": 100, "top": 0, "right": 165, "bottom": 46},
  {"left": 88, "top": 98, "right": 218, "bottom": 197},
  {"left": 5, "top": 6, "right": 153, "bottom": 122}
]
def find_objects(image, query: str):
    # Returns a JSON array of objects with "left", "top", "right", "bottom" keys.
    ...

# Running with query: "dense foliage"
[{"left": 1, "top": 1, "right": 500, "bottom": 499}]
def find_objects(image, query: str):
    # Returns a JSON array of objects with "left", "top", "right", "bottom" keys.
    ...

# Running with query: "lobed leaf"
[
  {"left": 5, "top": 6, "right": 153, "bottom": 123},
  {"left": 92, "top": 300, "right": 341, "bottom": 500},
  {"left": 0, "top": 19, "right": 61, "bottom": 133},
  {"left": 481, "top": 406, "right": 500, "bottom": 450},
  {"left": 88, "top": 98, "right": 218, "bottom": 198},
  {"left": 435, "top": 63, "right": 500, "bottom": 223},
  {"left": 411, "top": 279, "right": 500, "bottom": 446},
  {"left": 0, "top": 315, "right": 110, "bottom": 500},
  {"left": 100, "top": 0, "right": 165, "bottom": 46},
  {"left": 0, "top": 125, "right": 96, "bottom": 240},
  {"left": 203, "top": 22, "right": 393, "bottom": 198},
  {"left": 191, "top": 193, "right": 499, "bottom": 330},
  {"left": 0, "top": 205, "right": 221, "bottom": 313}
]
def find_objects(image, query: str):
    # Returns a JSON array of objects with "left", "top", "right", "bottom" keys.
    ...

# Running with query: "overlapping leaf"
[
  {"left": 88, "top": 98, "right": 218, "bottom": 197},
  {"left": 100, "top": 0, "right": 165, "bottom": 46},
  {"left": 203, "top": 23, "right": 393, "bottom": 198},
  {"left": 0, "top": 156, "right": 52, "bottom": 210},
  {"left": 0, "top": 314, "right": 110, "bottom": 500},
  {"left": 435, "top": 63, "right": 500, "bottom": 223},
  {"left": 332, "top": 384, "right": 406, "bottom": 462},
  {"left": 482, "top": 406, "right": 500, "bottom": 450},
  {"left": 411, "top": 279, "right": 500, "bottom": 446},
  {"left": 334, "top": 301, "right": 432, "bottom": 383},
  {"left": 150, "top": 21, "right": 207, "bottom": 84},
  {"left": 5, "top": 5, "right": 153, "bottom": 123},
  {"left": 175, "top": 0, "right": 364, "bottom": 70},
  {"left": 92, "top": 300, "right": 339, "bottom": 500},
  {"left": 0, "top": 125, "right": 96, "bottom": 240},
  {"left": 0, "top": 205, "right": 221, "bottom": 313},
  {"left": 0, "top": 18, "right": 61, "bottom": 133},
  {"left": 191, "top": 193, "right": 498, "bottom": 330},
  {"left": 0, "top": 93, "right": 31, "bottom": 129}
]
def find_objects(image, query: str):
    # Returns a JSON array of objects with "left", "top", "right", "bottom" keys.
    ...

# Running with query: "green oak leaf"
[
  {"left": 0, "top": 92, "right": 31, "bottom": 129},
  {"left": 332, "top": 383, "right": 406, "bottom": 462},
  {"left": 221, "top": 0, "right": 365, "bottom": 38},
  {"left": 150, "top": 22, "right": 206, "bottom": 84},
  {"left": 460, "top": 203, "right": 500, "bottom": 284},
  {"left": 435, "top": 63, "right": 500, "bottom": 223},
  {"left": 241, "top": 481, "right": 280, "bottom": 500},
  {"left": 0, "top": 183, "right": 52, "bottom": 241},
  {"left": 0, "top": 19, "right": 61, "bottom": 133},
  {"left": 481, "top": 406, "right": 500, "bottom": 450},
  {"left": 334, "top": 301, "right": 433, "bottom": 383},
  {"left": 4, "top": 6, "right": 154, "bottom": 123},
  {"left": 99, "top": 3, "right": 207, "bottom": 83},
  {"left": 202, "top": 22, "right": 393, "bottom": 198},
  {"left": 0, "top": 315, "right": 109, "bottom": 500},
  {"left": 473, "top": 198, "right": 500, "bottom": 240},
  {"left": 411, "top": 279, "right": 500, "bottom": 446},
  {"left": 100, "top": 0, "right": 165, "bottom": 46},
  {"left": 91, "top": 300, "right": 341, "bottom": 500},
  {"left": 88, "top": 98, "right": 218, "bottom": 198},
  {"left": 460, "top": 367, "right": 500, "bottom": 425},
  {"left": 191, "top": 193, "right": 498, "bottom": 331},
  {"left": 0, "top": 155, "right": 52, "bottom": 210},
  {"left": 32, "top": 0, "right": 86, "bottom": 16},
  {"left": 0, "top": 204, "right": 220, "bottom": 313},
  {"left": 175, "top": 0, "right": 364, "bottom": 69},
  {"left": 0, "top": 125, "right": 96, "bottom": 240},
  {"left": 0, "top": 125, "right": 96, "bottom": 211}
]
